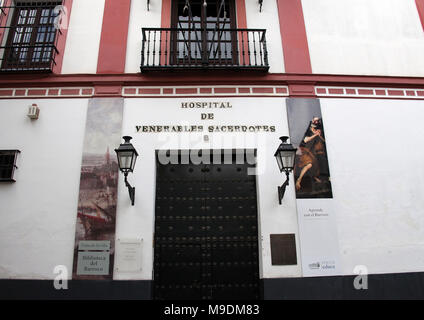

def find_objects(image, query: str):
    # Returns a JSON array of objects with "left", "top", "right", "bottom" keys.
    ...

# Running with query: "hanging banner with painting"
[
  {"left": 72, "top": 98, "right": 123, "bottom": 280},
  {"left": 286, "top": 98, "right": 341, "bottom": 277}
]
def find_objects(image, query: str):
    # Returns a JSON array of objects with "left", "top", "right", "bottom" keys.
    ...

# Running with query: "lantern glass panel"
[
  {"left": 118, "top": 151, "right": 134, "bottom": 171},
  {"left": 131, "top": 154, "right": 137, "bottom": 171},
  {"left": 275, "top": 153, "right": 283, "bottom": 172},
  {"left": 281, "top": 150, "right": 295, "bottom": 169}
]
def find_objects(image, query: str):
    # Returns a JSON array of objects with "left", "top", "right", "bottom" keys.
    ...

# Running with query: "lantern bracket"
[
  {"left": 124, "top": 173, "right": 135, "bottom": 206},
  {"left": 278, "top": 171, "right": 290, "bottom": 205}
]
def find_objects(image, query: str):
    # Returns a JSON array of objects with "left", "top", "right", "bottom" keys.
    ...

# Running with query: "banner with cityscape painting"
[{"left": 72, "top": 98, "right": 123, "bottom": 280}]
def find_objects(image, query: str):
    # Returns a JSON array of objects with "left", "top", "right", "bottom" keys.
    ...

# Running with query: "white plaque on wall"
[{"left": 114, "top": 238, "right": 143, "bottom": 273}]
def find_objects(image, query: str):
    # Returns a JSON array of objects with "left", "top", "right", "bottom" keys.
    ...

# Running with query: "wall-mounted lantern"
[
  {"left": 115, "top": 136, "right": 138, "bottom": 206},
  {"left": 147, "top": 0, "right": 150, "bottom": 11},
  {"left": 274, "top": 136, "right": 297, "bottom": 205},
  {"left": 259, "top": 0, "right": 263, "bottom": 12}
]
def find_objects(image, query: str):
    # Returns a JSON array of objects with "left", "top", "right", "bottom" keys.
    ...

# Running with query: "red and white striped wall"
[{"left": 1, "top": 0, "right": 424, "bottom": 99}]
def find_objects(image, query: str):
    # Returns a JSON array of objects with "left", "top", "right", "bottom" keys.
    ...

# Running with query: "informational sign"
[
  {"left": 114, "top": 238, "right": 143, "bottom": 273},
  {"left": 135, "top": 101, "right": 277, "bottom": 134},
  {"left": 286, "top": 99, "right": 341, "bottom": 277},
  {"left": 76, "top": 240, "right": 110, "bottom": 276},
  {"left": 77, "top": 251, "right": 110, "bottom": 275},
  {"left": 295, "top": 199, "right": 340, "bottom": 276},
  {"left": 79, "top": 240, "right": 110, "bottom": 251}
]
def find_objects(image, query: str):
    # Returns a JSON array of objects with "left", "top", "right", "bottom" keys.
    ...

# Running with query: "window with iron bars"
[
  {"left": 171, "top": 0, "right": 237, "bottom": 65},
  {"left": 0, "top": 1, "right": 62, "bottom": 72},
  {"left": 0, "top": 150, "right": 20, "bottom": 182}
]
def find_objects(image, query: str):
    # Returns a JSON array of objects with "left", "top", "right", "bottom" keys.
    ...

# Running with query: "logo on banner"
[
  {"left": 308, "top": 260, "right": 336, "bottom": 271},
  {"left": 308, "top": 262, "right": 320, "bottom": 270}
]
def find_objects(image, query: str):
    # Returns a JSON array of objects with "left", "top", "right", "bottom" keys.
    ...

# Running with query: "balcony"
[
  {"left": 0, "top": 2, "right": 61, "bottom": 73},
  {"left": 141, "top": 28, "right": 269, "bottom": 72},
  {"left": 0, "top": 44, "right": 59, "bottom": 72}
]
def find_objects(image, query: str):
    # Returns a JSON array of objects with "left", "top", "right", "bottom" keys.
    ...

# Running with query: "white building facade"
[{"left": 1, "top": 0, "right": 424, "bottom": 299}]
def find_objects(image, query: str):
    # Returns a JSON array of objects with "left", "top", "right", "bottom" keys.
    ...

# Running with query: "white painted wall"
[
  {"left": 114, "top": 97, "right": 302, "bottom": 280},
  {"left": 321, "top": 98, "right": 424, "bottom": 275},
  {"left": 302, "top": 0, "right": 424, "bottom": 77},
  {"left": 125, "top": 0, "right": 163, "bottom": 73},
  {"left": 61, "top": 0, "right": 105, "bottom": 74},
  {"left": 0, "top": 98, "right": 88, "bottom": 279},
  {"left": 245, "top": 0, "right": 285, "bottom": 73},
  {"left": 2, "top": 95, "right": 424, "bottom": 280}
]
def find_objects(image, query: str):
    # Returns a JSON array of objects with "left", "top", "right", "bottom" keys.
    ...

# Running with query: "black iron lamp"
[
  {"left": 115, "top": 136, "right": 138, "bottom": 206},
  {"left": 147, "top": 0, "right": 150, "bottom": 11},
  {"left": 259, "top": 0, "right": 263, "bottom": 12},
  {"left": 274, "top": 136, "right": 297, "bottom": 205}
]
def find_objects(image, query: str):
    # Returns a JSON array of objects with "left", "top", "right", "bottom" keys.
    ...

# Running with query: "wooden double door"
[{"left": 153, "top": 150, "right": 260, "bottom": 300}]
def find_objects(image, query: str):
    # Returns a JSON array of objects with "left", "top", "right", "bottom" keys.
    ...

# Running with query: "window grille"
[{"left": 0, "top": 150, "right": 20, "bottom": 182}]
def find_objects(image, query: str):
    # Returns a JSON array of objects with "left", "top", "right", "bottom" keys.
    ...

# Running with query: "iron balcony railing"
[
  {"left": 0, "top": 43, "right": 59, "bottom": 72},
  {"left": 0, "top": 2, "right": 62, "bottom": 73},
  {"left": 141, "top": 27, "right": 269, "bottom": 72}
]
